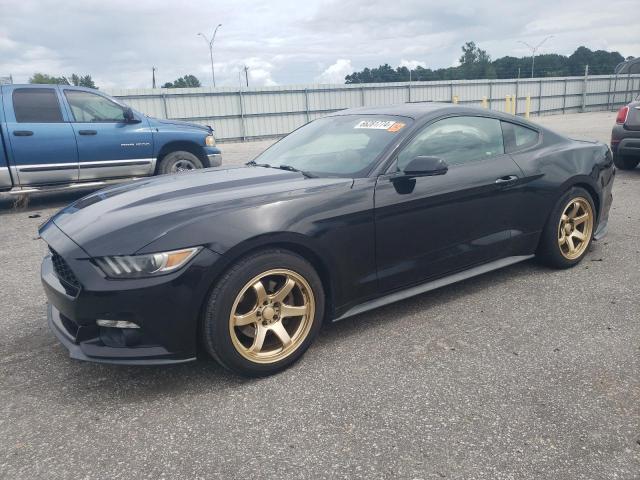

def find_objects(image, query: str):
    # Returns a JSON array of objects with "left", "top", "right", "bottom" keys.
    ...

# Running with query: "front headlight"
[
  {"left": 205, "top": 135, "right": 216, "bottom": 146},
  {"left": 95, "top": 247, "right": 201, "bottom": 278}
]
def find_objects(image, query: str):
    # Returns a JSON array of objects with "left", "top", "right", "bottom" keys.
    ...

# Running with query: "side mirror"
[
  {"left": 123, "top": 107, "right": 137, "bottom": 123},
  {"left": 403, "top": 156, "right": 448, "bottom": 177}
]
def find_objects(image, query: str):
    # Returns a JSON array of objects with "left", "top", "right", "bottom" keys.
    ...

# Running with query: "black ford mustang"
[{"left": 39, "top": 104, "right": 614, "bottom": 376}]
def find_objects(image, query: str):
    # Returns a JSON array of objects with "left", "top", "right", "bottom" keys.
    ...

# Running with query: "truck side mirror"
[{"left": 123, "top": 107, "right": 138, "bottom": 123}]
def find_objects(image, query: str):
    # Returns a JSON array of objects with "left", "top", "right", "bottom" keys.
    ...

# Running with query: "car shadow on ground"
[
  {"left": 3, "top": 256, "right": 567, "bottom": 408},
  {"left": 0, "top": 189, "right": 98, "bottom": 214}
]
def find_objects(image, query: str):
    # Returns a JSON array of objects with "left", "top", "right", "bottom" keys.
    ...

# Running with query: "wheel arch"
[
  {"left": 198, "top": 233, "right": 337, "bottom": 329},
  {"left": 557, "top": 174, "right": 600, "bottom": 222},
  {"left": 156, "top": 141, "right": 209, "bottom": 173}
]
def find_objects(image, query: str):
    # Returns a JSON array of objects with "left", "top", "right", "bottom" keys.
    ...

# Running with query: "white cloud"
[
  {"left": 316, "top": 59, "right": 354, "bottom": 84},
  {"left": 399, "top": 59, "right": 427, "bottom": 70},
  {"left": 0, "top": 0, "right": 637, "bottom": 88}
]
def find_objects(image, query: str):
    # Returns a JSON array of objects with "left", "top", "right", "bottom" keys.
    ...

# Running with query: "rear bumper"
[
  {"left": 615, "top": 137, "right": 640, "bottom": 158},
  {"left": 611, "top": 125, "right": 640, "bottom": 158}
]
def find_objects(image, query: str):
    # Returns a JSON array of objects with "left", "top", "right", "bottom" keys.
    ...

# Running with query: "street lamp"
[
  {"left": 518, "top": 35, "right": 554, "bottom": 78},
  {"left": 197, "top": 24, "right": 222, "bottom": 87}
]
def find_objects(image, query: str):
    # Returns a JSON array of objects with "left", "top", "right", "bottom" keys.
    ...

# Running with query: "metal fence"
[{"left": 105, "top": 73, "right": 640, "bottom": 143}]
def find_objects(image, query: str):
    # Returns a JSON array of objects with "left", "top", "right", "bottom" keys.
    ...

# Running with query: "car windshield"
[{"left": 252, "top": 115, "right": 412, "bottom": 177}]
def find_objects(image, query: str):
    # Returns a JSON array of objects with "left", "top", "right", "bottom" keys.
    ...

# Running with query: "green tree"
[
  {"left": 345, "top": 43, "right": 627, "bottom": 84},
  {"left": 458, "top": 42, "right": 496, "bottom": 80},
  {"left": 69, "top": 74, "right": 97, "bottom": 89},
  {"left": 29, "top": 72, "right": 98, "bottom": 89},
  {"left": 29, "top": 73, "right": 68, "bottom": 85},
  {"left": 162, "top": 75, "right": 202, "bottom": 88}
]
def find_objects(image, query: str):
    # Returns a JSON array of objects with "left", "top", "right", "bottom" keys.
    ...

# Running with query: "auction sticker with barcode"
[
  {"left": 354, "top": 120, "right": 396, "bottom": 130},
  {"left": 354, "top": 120, "right": 406, "bottom": 132}
]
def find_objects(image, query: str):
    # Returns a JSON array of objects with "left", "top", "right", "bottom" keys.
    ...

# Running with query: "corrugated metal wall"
[{"left": 106, "top": 74, "right": 640, "bottom": 142}]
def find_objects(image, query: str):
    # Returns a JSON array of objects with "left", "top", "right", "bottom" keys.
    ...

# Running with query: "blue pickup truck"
[{"left": 0, "top": 84, "right": 221, "bottom": 193}]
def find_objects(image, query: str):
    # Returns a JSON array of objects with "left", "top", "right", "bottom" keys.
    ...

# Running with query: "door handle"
[
  {"left": 13, "top": 130, "right": 33, "bottom": 136},
  {"left": 495, "top": 175, "right": 519, "bottom": 187},
  {"left": 78, "top": 130, "right": 98, "bottom": 135}
]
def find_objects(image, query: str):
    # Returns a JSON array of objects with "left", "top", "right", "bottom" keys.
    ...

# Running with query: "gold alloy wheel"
[
  {"left": 229, "top": 269, "right": 315, "bottom": 364},
  {"left": 557, "top": 197, "right": 594, "bottom": 260}
]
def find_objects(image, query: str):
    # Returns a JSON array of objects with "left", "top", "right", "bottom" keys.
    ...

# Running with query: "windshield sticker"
[
  {"left": 354, "top": 120, "right": 396, "bottom": 130},
  {"left": 387, "top": 122, "right": 406, "bottom": 132}
]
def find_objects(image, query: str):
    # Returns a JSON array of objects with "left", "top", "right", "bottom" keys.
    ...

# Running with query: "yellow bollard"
[
  {"left": 452, "top": 95, "right": 459, "bottom": 104},
  {"left": 511, "top": 95, "right": 517, "bottom": 115},
  {"left": 505, "top": 95, "right": 511, "bottom": 114},
  {"left": 481, "top": 96, "right": 488, "bottom": 109},
  {"left": 525, "top": 95, "right": 531, "bottom": 119}
]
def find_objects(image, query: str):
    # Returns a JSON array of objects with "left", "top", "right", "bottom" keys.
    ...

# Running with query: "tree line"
[
  {"left": 345, "top": 44, "right": 629, "bottom": 84},
  {"left": 28, "top": 73, "right": 203, "bottom": 89}
]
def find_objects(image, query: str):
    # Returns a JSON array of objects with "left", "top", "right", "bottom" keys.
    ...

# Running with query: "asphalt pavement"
[{"left": 0, "top": 111, "right": 638, "bottom": 479}]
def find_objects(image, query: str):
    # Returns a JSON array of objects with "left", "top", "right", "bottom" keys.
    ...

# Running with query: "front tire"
[
  {"left": 202, "top": 249, "right": 325, "bottom": 377},
  {"left": 537, "top": 187, "right": 595, "bottom": 269},
  {"left": 613, "top": 153, "right": 639, "bottom": 170},
  {"left": 157, "top": 150, "right": 204, "bottom": 175}
]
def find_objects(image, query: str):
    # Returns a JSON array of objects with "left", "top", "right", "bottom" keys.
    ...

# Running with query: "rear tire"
[
  {"left": 201, "top": 249, "right": 325, "bottom": 377},
  {"left": 537, "top": 187, "right": 596, "bottom": 269},
  {"left": 613, "top": 153, "right": 639, "bottom": 170},
  {"left": 157, "top": 150, "right": 203, "bottom": 175}
]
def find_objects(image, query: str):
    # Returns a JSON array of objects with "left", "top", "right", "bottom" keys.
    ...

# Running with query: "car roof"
[{"left": 329, "top": 102, "right": 547, "bottom": 129}]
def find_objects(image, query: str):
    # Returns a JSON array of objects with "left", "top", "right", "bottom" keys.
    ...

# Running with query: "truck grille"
[{"left": 50, "top": 248, "right": 80, "bottom": 289}]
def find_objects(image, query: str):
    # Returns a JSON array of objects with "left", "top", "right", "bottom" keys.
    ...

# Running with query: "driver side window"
[
  {"left": 396, "top": 116, "right": 505, "bottom": 171},
  {"left": 64, "top": 90, "right": 126, "bottom": 122}
]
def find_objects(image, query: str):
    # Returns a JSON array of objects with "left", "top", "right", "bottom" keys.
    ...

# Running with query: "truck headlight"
[
  {"left": 95, "top": 247, "right": 201, "bottom": 278},
  {"left": 205, "top": 135, "right": 216, "bottom": 146}
]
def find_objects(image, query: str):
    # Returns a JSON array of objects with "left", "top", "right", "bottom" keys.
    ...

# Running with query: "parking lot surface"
[{"left": 0, "top": 111, "right": 638, "bottom": 479}]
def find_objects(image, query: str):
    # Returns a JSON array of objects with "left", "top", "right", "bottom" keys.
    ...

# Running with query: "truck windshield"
[{"left": 252, "top": 115, "right": 412, "bottom": 177}]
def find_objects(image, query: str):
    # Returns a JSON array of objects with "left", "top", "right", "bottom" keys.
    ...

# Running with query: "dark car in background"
[
  {"left": 611, "top": 98, "right": 640, "bottom": 170},
  {"left": 39, "top": 103, "right": 614, "bottom": 377}
]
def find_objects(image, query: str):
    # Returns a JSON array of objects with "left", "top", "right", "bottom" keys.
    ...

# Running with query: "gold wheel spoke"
[
  {"left": 573, "top": 214, "right": 589, "bottom": 226},
  {"left": 566, "top": 236, "right": 576, "bottom": 253},
  {"left": 572, "top": 229, "right": 586, "bottom": 241},
  {"left": 252, "top": 280, "right": 267, "bottom": 305},
  {"left": 559, "top": 236, "right": 566, "bottom": 246},
  {"left": 234, "top": 310, "right": 259, "bottom": 327},
  {"left": 271, "top": 277, "right": 295, "bottom": 303},
  {"left": 271, "top": 322, "right": 292, "bottom": 347},
  {"left": 249, "top": 325, "right": 267, "bottom": 353},
  {"left": 567, "top": 202, "right": 579, "bottom": 219},
  {"left": 281, "top": 304, "right": 307, "bottom": 318}
]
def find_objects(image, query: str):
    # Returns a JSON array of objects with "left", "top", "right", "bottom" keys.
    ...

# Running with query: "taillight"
[{"left": 616, "top": 106, "right": 629, "bottom": 124}]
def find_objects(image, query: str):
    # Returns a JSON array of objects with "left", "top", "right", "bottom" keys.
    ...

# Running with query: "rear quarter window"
[{"left": 513, "top": 124, "right": 539, "bottom": 149}]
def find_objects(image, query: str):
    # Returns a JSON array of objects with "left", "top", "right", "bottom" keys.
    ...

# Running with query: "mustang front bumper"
[{"left": 40, "top": 222, "right": 221, "bottom": 365}]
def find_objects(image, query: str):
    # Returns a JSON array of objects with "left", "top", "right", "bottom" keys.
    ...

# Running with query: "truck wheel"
[
  {"left": 537, "top": 187, "right": 595, "bottom": 269},
  {"left": 201, "top": 249, "right": 325, "bottom": 377},
  {"left": 157, "top": 151, "right": 203, "bottom": 175},
  {"left": 612, "top": 154, "right": 639, "bottom": 170}
]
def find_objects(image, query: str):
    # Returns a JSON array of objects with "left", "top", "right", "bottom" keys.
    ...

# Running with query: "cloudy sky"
[{"left": 0, "top": 0, "right": 637, "bottom": 89}]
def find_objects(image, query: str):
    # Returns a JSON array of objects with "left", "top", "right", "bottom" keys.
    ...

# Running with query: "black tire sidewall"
[
  {"left": 537, "top": 186, "right": 596, "bottom": 269},
  {"left": 202, "top": 249, "right": 325, "bottom": 377},
  {"left": 158, "top": 151, "right": 203, "bottom": 175}
]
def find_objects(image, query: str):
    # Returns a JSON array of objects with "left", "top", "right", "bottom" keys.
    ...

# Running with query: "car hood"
[
  {"left": 47, "top": 166, "right": 350, "bottom": 257},
  {"left": 148, "top": 117, "right": 211, "bottom": 133}
]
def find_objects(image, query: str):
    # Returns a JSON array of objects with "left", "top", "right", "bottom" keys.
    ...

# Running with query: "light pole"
[
  {"left": 518, "top": 35, "right": 554, "bottom": 78},
  {"left": 198, "top": 24, "right": 222, "bottom": 87}
]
